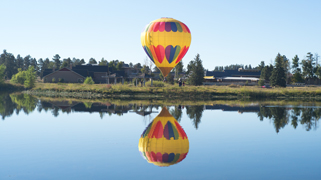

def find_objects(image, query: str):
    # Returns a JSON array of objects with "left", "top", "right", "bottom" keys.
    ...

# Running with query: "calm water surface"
[{"left": 0, "top": 94, "right": 320, "bottom": 180}]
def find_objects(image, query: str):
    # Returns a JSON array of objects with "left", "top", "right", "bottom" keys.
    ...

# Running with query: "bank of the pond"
[
  {"left": 33, "top": 95, "right": 321, "bottom": 107},
  {"left": 0, "top": 82, "right": 25, "bottom": 91},
  {"left": 23, "top": 82, "right": 321, "bottom": 100}
]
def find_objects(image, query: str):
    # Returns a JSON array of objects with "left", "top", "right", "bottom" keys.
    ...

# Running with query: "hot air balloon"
[
  {"left": 141, "top": 18, "right": 191, "bottom": 77},
  {"left": 138, "top": 107, "right": 189, "bottom": 167}
]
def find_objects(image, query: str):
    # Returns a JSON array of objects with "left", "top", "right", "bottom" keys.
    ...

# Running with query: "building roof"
[
  {"left": 72, "top": 69, "right": 89, "bottom": 77},
  {"left": 205, "top": 69, "right": 261, "bottom": 78},
  {"left": 43, "top": 67, "right": 86, "bottom": 78},
  {"left": 222, "top": 77, "right": 260, "bottom": 81},
  {"left": 72, "top": 65, "right": 111, "bottom": 72},
  {"left": 43, "top": 69, "right": 53, "bottom": 77},
  {"left": 43, "top": 65, "right": 116, "bottom": 79}
]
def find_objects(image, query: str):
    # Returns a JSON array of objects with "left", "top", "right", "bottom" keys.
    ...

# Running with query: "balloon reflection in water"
[{"left": 138, "top": 107, "right": 189, "bottom": 167}]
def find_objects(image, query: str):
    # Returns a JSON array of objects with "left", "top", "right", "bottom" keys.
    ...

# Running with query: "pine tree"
[
  {"left": 52, "top": 54, "right": 61, "bottom": 69},
  {"left": 38, "top": 58, "right": 44, "bottom": 78},
  {"left": 16, "top": 54, "right": 24, "bottom": 70},
  {"left": 258, "top": 61, "right": 265, "bottom": 71},
  {"left": 116, "top": 61, "right": 124, "bottom": 70},
  {"left": 292, "top": 55, "right": 303, "bottom": 83},
  {"left": 1, "top": 51, "right": 16, "bottom": 79},
  {"left": 89, "top": 58, "right": 97, "bottom": 64},
  {"left": 260, "top": 65, "right": 273, "bottom": 81},
  {"left": 23, "top": 55, "right": 31, "bottom": 70},
  {"left": 292, "top": 55, "right": 300, "bottom": 73},
  {"left": 302, "top": 52, "right": 316, "bottom": 78},
  {"left": 99, "top": 58, "right": 108, "bottom": 66},
  {"left": 61, "top": 58, "right": 72, "bottom": 68},
  {"left": 188, "top": 54, "right": 205, "bottom": 86},
  {"left": 270, "top": 53, "right": 286, "bottom": 87}
]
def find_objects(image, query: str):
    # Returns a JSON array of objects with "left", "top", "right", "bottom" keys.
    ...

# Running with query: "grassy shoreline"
[
  {"left": 22, "top": 82, "right": 321, "bottom": 100},
  {"left": 33, "top": 95, "right": 321, "bottom": 107}
]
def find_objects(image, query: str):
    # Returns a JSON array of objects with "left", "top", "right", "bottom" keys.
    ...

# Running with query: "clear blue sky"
[{"left": 1, "top": 0, "right": 321, "bottom": 70}]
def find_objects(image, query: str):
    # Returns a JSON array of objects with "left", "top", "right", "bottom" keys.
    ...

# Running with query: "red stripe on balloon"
[
  {"left": 175, "top": 46, "right": 189, "bottom": 64},
  {"left": 174, "top": 121, "right": 188, "bottom": 139},
  {"left": 156, "top": 152, "right": 163, "bottom": 162},
  {"left": 148, "top": 22, "right": 156, "bottom": 32},
  {"left": 153, "top": 45, "right": 165, "bottom": 64},
  {"left": 182, "top": 23, "right": 191, "bottom": 33},
  {"left": 180, "top": 22, "right": 187, "bottom": 32},
  {"left": 177, "top": 153, "right": 188, "bottom": 162},
  {"left": 150, "top": 151, "right": 157, "bottom": 162},
  {"left": 153, "top": 22, "right": 160, "bottom": 32},
  {"left": 149, "top": 45, "right": 158, "bottom": 62},
  {"left": 159, "top": 22, "right": 165, "bottom": 32},
  {"left": 151, "top": 121, "right": 163, "bottom": 138},
  {"left": 146, "top": 151, "right": 153, "bottom": 162}
]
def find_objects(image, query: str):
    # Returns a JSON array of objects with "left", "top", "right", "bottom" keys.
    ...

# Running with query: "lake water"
[{"left": 0, "top": 94, "right": 320, "bottom": 180}]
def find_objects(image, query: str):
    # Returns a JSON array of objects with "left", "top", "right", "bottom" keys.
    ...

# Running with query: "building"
[
  {"left": 42, "top": 64, "right": 125, "bottom": 84},
  {"left": 203, "top": 69, "right": 261, "bottom": 85}
]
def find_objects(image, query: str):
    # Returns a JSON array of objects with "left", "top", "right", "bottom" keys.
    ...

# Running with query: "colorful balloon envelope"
[
  {"left": 141, "top": 18, "right": 192, "bottom": 77},
  {"left": 138, "top": 107, "right": 189, "bottom": 167}
]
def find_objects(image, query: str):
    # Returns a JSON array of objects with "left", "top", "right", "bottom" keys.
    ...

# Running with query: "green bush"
[
  {"left": 11, "top": 68, "right": 26, "bottom": 84},
  {"left": 10, "top": 67, "right": 36, "bottom": 88},
  {"left": 146, "top": 80, "right": 164, "bottom": 87},
  {"left": 0, "top": 64, "right": 6, "bottom": 85},
  {"left": 24, "top": 66, "right": 36, "bottom": 88},
  {"left": 84, "top": 77, "right": 94, "bottom": 84},
  {"left": 167, "top": 73, "right": 174, "bottom": 85},
  {"left": 52, "top": 78, "right": 56, "bottom": 83},
  {"left": 258, "top": 80, "right": 265, "bottom": 86}
]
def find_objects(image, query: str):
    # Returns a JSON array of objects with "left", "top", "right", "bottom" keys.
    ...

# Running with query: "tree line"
[
  {"left": 213, "top": 64, "right": 257, "bottom": 71},
  {"left": 259, "top": 52, "right": 320, "bottom": 87},
  {"left": 0, "top": 50, "right": 145, "bottom": 80},
  {"left": 0, "top": 49, "right": 153, "bottom": 87}
]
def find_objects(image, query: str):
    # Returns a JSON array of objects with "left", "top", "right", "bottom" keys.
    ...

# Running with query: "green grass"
[{"left": 27, "top": 82, "right": 321, "bottom": 99}]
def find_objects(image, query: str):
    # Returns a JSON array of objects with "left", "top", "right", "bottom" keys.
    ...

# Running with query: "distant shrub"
[
  {"left": 58, "top": 78, "right": 64, "bottom": 83},
  {"left": 84, "top": 77, "right": 94, "bottom": 84},
  {"left": 133, "top": 78, "right": 138, "bottom": 86},
  {"left": 106, "top": 84, "right": 112, "bottom": 89},
  {"left": 228, "top": 84, "right": 238, "bottom": 88},
  {"left": 52, "top": 78, "right": 56, "bottom": 83},
  {"left": 0, "top": 64, "right": 6, "bottom": 85},
  {"left": 258, "top": 80, "right": 265, "bottom": 86},
  {"left": 146, "top": 80, "right": 164, "bottom": 87},
  {"left": 11, "top": 69, "right": 26, "bottom": 84},
  {"left": 11, "top": 67, "right": 36, "bottom": 88},
  {"left": 167, "top": 73, "right": 174, "bottom": 85}
]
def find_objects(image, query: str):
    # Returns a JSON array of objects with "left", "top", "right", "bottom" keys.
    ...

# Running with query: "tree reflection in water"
[
  {"left": 258, "top": 106, "right": 320, "bottom": 132},
  {"left": 0, "top": 92, "right": 320, "bottom": 133},
  {"left": 186, "top": 106, "right": 204, "bottom": 129},
  {"left": 169, "top": 105, "right": 183, "bottom": 122}
]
